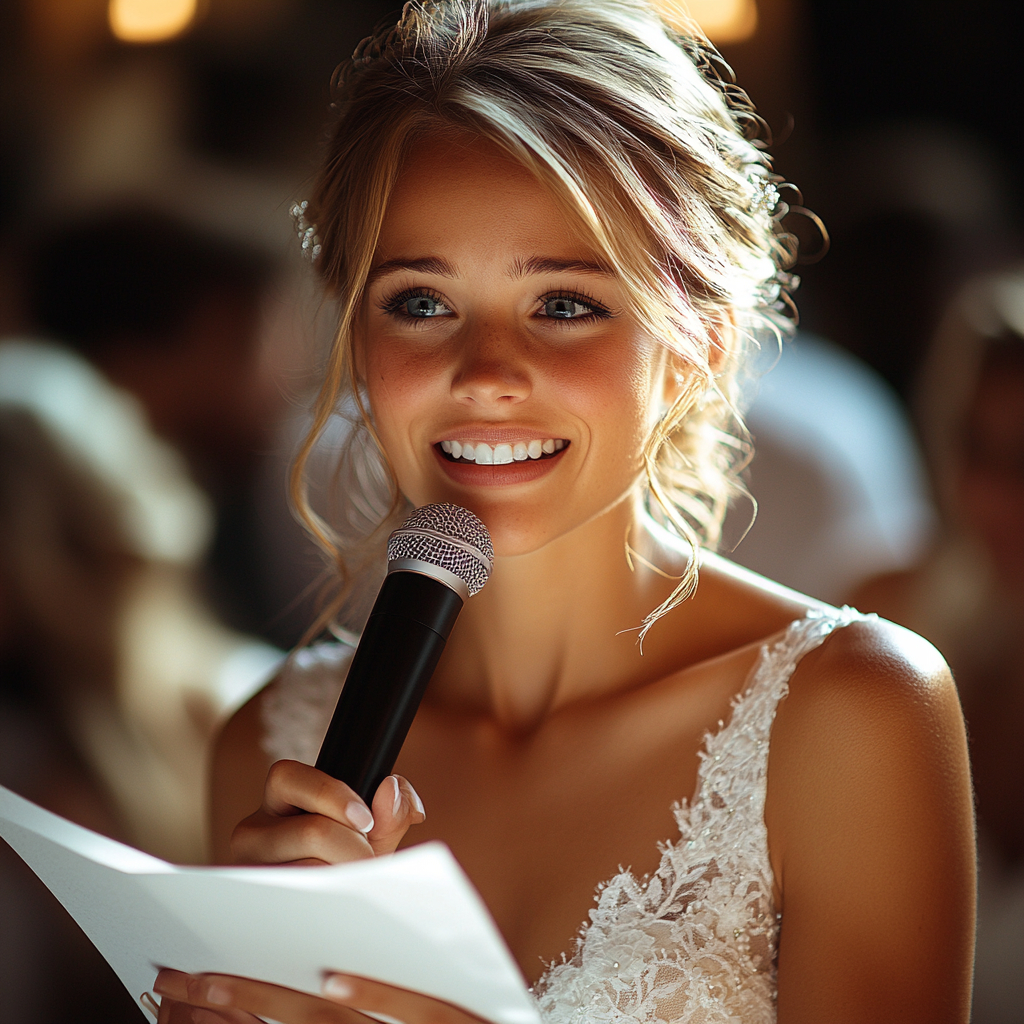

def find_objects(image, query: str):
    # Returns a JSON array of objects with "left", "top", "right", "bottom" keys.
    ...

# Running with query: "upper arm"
[
  {"left": 766, "top": 618, "right": 975, "bottom": 1023},
  {"left": 209, "top": 686, "right": 275, "bottom": 864}
]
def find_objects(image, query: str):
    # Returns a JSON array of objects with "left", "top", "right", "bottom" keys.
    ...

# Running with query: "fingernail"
[
  {"left": 346, "top": 801, "right": 374, "bottom": 833},
  {"left": 323, "top": 974, "right": 354, "bottom": 1000},
  {"left": 206, "top": 982, "right": 232, "bottom": 1006},
  {"left": 390, "top": 776, "right": 402, "bottom": 817},
  {"left": 409, "top": 783, "right": 425, "bottom": 818}
]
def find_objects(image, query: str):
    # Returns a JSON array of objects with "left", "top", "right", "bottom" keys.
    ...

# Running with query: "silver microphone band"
[{"left": 386, "top": 558, "right": 471, "bottom": 601}]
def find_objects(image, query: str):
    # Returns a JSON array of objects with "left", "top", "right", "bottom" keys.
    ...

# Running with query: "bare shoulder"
[
  {"left": 765, "top": 615, "right": 975, "bottom": 1021},
  {"left": 772, "top": 614, "right": 961, "bottom": 766},
  {"left": 670, "top": 552, "right": 822, "bottom": 659},
  {"left": 210, "top": 684, "right": 275, "bottom": 864},
  {"left": 209, "top": 643, "right": 352, "bottom": 863}
]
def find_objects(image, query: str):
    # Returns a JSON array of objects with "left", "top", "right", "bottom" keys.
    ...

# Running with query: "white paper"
[{"left": 0, "top": 785, "right": 539, "bottom": 1024}]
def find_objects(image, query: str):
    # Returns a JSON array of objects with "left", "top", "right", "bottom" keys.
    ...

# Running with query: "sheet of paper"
[{"left": 0, "top": 785, "right": 539, "bottom": 1024}]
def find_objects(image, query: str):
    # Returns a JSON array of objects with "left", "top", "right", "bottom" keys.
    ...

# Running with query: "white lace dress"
[{"left": 262, "top": 607, "right": 864, "bottom": 1024}]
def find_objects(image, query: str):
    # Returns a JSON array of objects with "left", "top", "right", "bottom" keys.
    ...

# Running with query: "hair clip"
[
  {"left": 290, "top": 200, "right": 322, "bottom": 262},
  {"left": 751, "top": 177, "right": 780, "bottom": 216}
]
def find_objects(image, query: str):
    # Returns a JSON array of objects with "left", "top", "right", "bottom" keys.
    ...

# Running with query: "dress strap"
[
  {"left": 683, "top": 606, "right": 868, "bottom": 872},
  {"left": 261, "top": 643, "right": 354, "bottom": 766}
]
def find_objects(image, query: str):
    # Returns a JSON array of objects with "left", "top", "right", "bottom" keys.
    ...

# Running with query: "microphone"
[{"left": 315, "top": 503, "right": 494, "bottom": 805}]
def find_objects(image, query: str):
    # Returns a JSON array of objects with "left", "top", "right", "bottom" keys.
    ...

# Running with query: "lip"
[{"left": 432, "top": 442, "right": 568, "bottom": 486}]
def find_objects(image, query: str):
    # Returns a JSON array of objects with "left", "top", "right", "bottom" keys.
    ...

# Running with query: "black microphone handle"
[{"left": 315, "top": 570, "right": 464, "bottom": 805}]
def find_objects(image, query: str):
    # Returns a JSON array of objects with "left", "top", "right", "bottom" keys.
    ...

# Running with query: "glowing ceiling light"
[
  {"left": 657, "top": 0, "right": 759, "bottom": 45},
  {"left": 109, "top": 0, "right": 197, "bottom": 43}
]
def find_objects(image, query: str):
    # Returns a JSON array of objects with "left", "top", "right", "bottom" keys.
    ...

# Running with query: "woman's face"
[{"left": 357, "top": 136, "right": 668, "bottom": 557}]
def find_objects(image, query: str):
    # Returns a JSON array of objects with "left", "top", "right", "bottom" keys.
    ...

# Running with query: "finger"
[
  {"left": 261, "top": 760, "right": 375, "bottom": 833},
  {"left": 230, "top": 808, "right": 373, "bottom": 866},
  {"left": 322, "top": 974, "right": 486, "bottom": 1024},
  {"left": 159, "top": 972, "right": 374, "bottom": 1024},
  {"left": 367, "top": 776, "right": 427, "bottom": 856},
  {"left": 155, "top": 971, "right": 265, "bottom": 1023},
  {"left": 158, "top": 1001, "right": 249, "bottom": 1024}
]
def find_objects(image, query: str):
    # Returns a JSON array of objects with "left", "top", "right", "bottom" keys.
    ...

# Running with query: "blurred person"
[
  {"left": 852, "top": 269, "right": 1024, "bottom": 1023},
  {"left": 0, "top": 403, "right": 144, "bottom": 1024},
  {"left": 729, "top": 331, "right": 935, "bottom": 601},
  {"left": 0, "top": 339, "right": 282, "bottom": 862},
  {"left": 24, "top": 206, "right": 312, "bottom": 646},
  {"left": 0, "top": 337, "right": 288, "bottom": 1018}
]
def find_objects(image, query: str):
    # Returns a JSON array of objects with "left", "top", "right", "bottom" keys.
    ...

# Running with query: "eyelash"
[
  {"left": 538, "top": 289, "right": 612, "bottom": 324},
  {"left": 378, "top": 287, "right": 613, "bottom": 324},
  {"left": 378, "top": 287, "right": 448, "bottom": 324}
]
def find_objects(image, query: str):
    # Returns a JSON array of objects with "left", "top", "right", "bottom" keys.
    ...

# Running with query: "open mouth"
[{"left": 436, "top": 438, "right": 569, "bottom": 465}]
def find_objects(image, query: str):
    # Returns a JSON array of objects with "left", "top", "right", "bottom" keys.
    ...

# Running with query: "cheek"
[
  {"left": 364, "top": 345, "right": 444, "bottom": 447},
  {"left": 550, "top": 341, "right": 658, "bottom": 454}
]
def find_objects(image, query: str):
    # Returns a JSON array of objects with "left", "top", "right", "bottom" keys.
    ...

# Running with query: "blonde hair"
[{"left": 293, "top": 0, "right": 797, "bottom": 636}]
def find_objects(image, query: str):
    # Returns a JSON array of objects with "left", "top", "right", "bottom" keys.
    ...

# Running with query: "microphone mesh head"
[{"left": 387, "top": 503, "right": 494, "bottom": 596}]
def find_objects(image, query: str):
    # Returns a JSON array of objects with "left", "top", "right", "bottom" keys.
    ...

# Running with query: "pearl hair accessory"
[
  {"left": 290, "top": 200, "right": 321, "bottom": 262},
  {"left": 751, "top": 177, "right": 780, "bottom": 216}
]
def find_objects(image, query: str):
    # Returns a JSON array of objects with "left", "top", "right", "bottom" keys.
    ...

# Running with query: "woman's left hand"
[{"left": 153, "top": 967, "right": 491, "bottom": 1024}]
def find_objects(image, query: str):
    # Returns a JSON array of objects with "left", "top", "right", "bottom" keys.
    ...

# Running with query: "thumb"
[{"left": 366, "top": 775, "right": 426, "bottom": 856}]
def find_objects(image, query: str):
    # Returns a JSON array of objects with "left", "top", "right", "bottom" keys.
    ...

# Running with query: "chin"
[{"left": 457, "top": 502, "right": 567, "bottom": 559}]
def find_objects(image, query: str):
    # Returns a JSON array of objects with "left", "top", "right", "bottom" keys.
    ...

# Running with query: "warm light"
[
  {"left": 657, "top": 0, "right": 758, "bottom": 45},
  {"left": 109, "top": 0, "right": 197, "bottom": 43}
]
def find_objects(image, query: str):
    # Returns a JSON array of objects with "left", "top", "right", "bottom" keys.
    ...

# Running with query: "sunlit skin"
[{"left": 158, "top": 138, "right": 976, "bottom": 1024}]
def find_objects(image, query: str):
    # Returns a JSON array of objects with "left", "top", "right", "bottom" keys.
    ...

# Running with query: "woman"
[{"left": 155, "top": 0, "right": 976, "bottom": 1020}]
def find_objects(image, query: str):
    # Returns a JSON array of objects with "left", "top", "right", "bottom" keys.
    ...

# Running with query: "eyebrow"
[
  {"left": 509, "top": 255, "right": 613, "bottom": 278},
  {"left": 366, "top": 254, "right": 613, "bottom": 286},
  {"left": 366, "top": 256, "right": 456, "bottom": 285}
]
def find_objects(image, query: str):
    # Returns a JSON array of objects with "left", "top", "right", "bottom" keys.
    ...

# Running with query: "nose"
[{"left": 449, "top": 321, "right": 532, "bottom": 408}]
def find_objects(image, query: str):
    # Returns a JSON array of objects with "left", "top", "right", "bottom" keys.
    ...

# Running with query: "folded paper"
[{"left": 0, "top": 785, "right": 538, "bottom": 1024}]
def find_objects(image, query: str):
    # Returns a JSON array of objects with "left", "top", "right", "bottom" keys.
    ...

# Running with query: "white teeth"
[{"left": 440, "top": 437, "right": 567, "bottom": 463}]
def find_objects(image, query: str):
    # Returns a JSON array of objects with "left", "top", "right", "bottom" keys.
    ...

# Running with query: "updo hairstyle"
[{"left": 293, "top": 0, "right": 798, "bottom": 635}]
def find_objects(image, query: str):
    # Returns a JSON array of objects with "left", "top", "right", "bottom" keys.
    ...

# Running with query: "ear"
[
  {"left": 659, "top": 309, "right": 738, "bottom": 409},
  {"left": 707, "top": 308, "right": 738, "bottom": 375}
]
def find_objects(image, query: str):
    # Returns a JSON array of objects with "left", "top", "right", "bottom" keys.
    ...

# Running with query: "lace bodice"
[{"left": 262, "top": 607, "right": 864, "bottom": 1024}]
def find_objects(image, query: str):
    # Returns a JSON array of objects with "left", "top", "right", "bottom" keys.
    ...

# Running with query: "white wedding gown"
[{"left": 262, "top": 606, "right": 864, "bottom": 1024}]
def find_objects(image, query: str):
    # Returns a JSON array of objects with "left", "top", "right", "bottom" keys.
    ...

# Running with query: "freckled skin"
[
  {"left": 357, "top": 137, "right": 660, "bottom": 558},
  {"left": 197, "top": 138, "right": 976, "bottom": 1024}
]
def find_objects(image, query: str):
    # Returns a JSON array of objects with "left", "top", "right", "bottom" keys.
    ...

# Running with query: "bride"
[{"left": 155, "top": 0, "right": 976, "bottom": 1020}]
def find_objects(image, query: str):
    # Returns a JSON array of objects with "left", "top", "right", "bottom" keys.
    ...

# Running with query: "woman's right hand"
[{"left": 229, "top": 760, "right": 426, "bottom": 865}]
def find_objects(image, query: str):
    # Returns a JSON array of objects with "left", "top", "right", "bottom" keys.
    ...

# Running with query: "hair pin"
[{"left": 290, "top": 200, "right": 322, "bottom": 262}]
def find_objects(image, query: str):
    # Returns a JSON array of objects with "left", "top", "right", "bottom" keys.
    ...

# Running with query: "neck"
[{"left": 427, "top": 496, "right": 690, "bottom": 730}]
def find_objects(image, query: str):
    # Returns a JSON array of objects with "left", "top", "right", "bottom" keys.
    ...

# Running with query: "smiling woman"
[{"left": 156, "top": 1, "right": 976, "bottom": 1022}]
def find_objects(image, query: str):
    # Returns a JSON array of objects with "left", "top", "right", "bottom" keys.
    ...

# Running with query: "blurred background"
[{"left": 0, "top": 0, "right": 1022, "bottom": 1020}]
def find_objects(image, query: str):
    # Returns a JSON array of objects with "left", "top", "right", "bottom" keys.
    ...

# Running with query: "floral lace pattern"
[
  {"left": 262, "top": 642, "right": 353, "bottom": 766},
  {"left": 261, "top": 608, "right": 864, "bottom": 1024},
  {"left": 535, "top": 607, "right": 864, "bottom": 1024}
]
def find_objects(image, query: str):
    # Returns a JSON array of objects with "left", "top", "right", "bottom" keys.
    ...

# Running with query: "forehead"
[{"left": 375, "top": 135, "right": 598, "bottom": 265}]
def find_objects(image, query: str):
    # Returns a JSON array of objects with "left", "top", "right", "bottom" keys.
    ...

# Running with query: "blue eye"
[
  {"left": 381, "top": 289, "right": 453, "bottom": 321},
  {"left": 404, "top": 295, "right": 449, "bottom": 317},
  {"left": 543, "top": 297, "right": 590, "bottom": 319}
]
